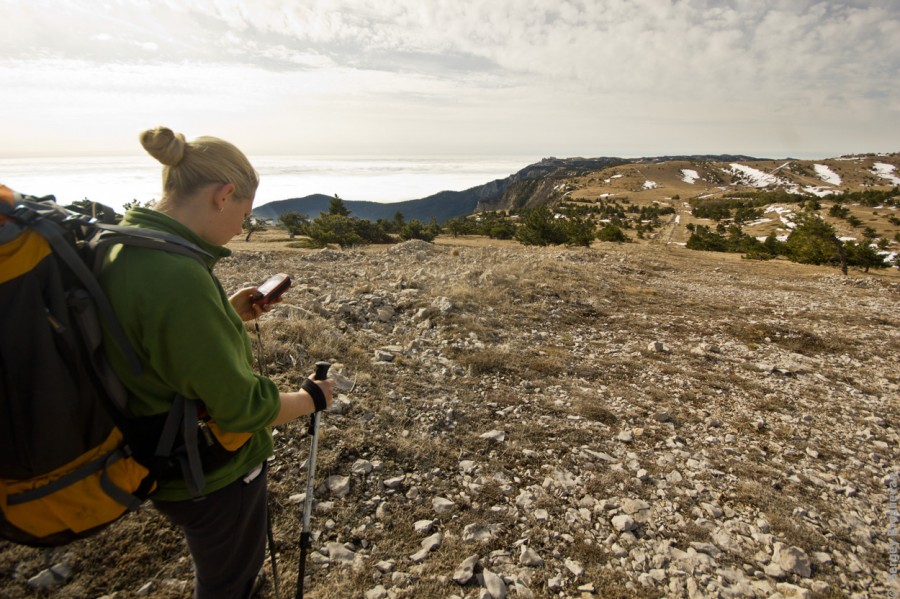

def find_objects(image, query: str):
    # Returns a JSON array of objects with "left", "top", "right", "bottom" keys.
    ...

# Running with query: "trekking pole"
[{"left": 296, "top": 361, "right": 330, "bottom": 599}]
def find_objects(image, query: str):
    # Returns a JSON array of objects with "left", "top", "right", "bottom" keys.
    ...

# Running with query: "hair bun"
[{"left": 140, "top": 127, "right": 186, "bottom": 166}]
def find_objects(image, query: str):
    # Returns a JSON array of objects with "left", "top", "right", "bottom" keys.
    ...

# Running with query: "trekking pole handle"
[{"left": 314, "top": 361, "right": 331, "bottom": 381}]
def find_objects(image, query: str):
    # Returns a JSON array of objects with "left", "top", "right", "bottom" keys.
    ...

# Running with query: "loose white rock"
[
  {"left": 365, "top": 585, "right": 389, "bottom": 599},
  {"left": 326, "top": 475, "right": 350, "bottom": 498},
  {"left": 383, "top": 474, "right": 406, "bottom": 489},
  {"left": 564, "top": 558, "right": 584, "bottom": 576},
  {"left": 27, "top": 564, "right": 73, "bottom": 592},
  {"left": 519, "top": 545, "right": 544, "bottom": 567},
  {"left": 433, "top": 496, "right": 457, "bottom": 515},
  {"left": 410, "top": 532, "right": 443, "bottom": 562},
  {"left": 452, "top": 554, "right": 480, "bottom": 585},
  {"left": 612, "top": 514, "right": 637, "bottom": 532},
  {"left": 414, "top": 519, "right": 435, "bottom": 534},
  {"left": 774, "top": 543, "right": 812, "bottom": 578},
  {"left": 480, "top": 430, "right": 506, "bottom": 442},
  {"left": 326, "top": 542, "right": 356, "bottom": 563},
  {"left": 482, "top": 568, "right": 507, "bottom": 599}
]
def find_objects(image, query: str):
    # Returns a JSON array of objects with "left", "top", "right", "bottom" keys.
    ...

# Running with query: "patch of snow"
[
  {"left": 803, "top": 186, "right": 839, "bottom": 197},
  {"left": 642, "top": 180, "right": 658, "bottom": 190},
  {"left": 598, "top": 193, "right": 614, "bottom": 198},
  {"left": 838, "top": 236, "right": 858, "bottom": 242},
  {"left": 674, "top": 215, "right": 681, "bottom": 224},
  {"left": 681, "top": 169, "right": 700, "bottom": 184},
  {"left": 813, "top": 164, "right": 841, "bottom": 185},
  {"left": 765, "top": 206, "right": 798, "bottom": 229},
  {"left": 725, "top": 163, "right": 786, "bottom": 188},
  {"left": 764, "top": 206, "right": 792, "bottom": 215},
  {"left": 744, "top": 218, "right": 774, "bottom": 227},
  {"left": 871, "top": 162, "right": 900, "bottom": 185},
  {"left": 696, "top": 194, "right": 716, "bottom": 200}
]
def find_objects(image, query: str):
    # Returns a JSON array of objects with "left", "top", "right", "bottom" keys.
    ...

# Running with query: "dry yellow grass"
[{"left": 3, "top": 231, "right": 898, "bottom": 598}]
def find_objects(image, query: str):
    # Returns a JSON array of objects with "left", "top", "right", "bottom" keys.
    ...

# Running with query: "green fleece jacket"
[{"left": 99, "top": 208, "right": 280, "bottom": 501}]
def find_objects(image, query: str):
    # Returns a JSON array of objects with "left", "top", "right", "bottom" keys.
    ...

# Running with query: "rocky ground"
[{"left": 2, "top": 238, "right": 898, "bottom": 598}]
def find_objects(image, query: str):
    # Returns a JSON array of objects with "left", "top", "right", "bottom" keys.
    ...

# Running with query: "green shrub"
[
  {"left": 444, "top": 216, "right": 477, "bottom": 237},
  {"left": 278, "top": 211, "right": 309, "bottom": 238},
  {"left": 784, "top": 214, "right": 841, "bottom": 265},
  {"left": 354, "top": 219, "right": 394, "bottom": 244},
  {"left": 828, "top": 204, "right": 850, "bottom": 218},
  {"left": 475, "top": 212, "right": 517, "bottom": 239},
  {"left": 306, "top": 214, "right": 363, "bottom": 248},
  {"left": 561, "top": 216, "right": 596, "bottom": 247},
  {"left": 844, "top": 242, "right": 888, "bottom": 272},
  {"left": 399, "top": 219, "right": 439, "bottom": 242},
  {"left": 515, "top": 206, "right": 568, "bottom": 246},
  {"left": 596, "top": 223, "right": 628, "bottom": 243}
]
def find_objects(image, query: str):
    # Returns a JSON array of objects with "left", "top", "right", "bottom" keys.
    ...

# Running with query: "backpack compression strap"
[{"left": 154, "top": 394, "right": 206, "bottom": 498}]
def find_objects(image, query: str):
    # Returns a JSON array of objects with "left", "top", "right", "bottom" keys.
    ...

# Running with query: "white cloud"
[{"left": 1, "top": 0, "right": 898, "bottom": 158}]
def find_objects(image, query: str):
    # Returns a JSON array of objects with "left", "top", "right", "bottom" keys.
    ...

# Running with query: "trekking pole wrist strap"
[{"left": 301, "top": 379, "right": 327, "bottom": 412}]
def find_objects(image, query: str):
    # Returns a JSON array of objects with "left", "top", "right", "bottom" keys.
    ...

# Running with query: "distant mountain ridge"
[{"left": 252, "top": 153, "right": 898, "bottom": 223}]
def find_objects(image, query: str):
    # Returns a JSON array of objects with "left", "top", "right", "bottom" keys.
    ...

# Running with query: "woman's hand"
[{"left": 229, "top": 286, "right": 282, "bottom": 322}]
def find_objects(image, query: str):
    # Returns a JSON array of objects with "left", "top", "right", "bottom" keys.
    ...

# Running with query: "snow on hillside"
[
  {"left": 803, "top": 186, "right": 839, "bottom": 197},
  {"left": 643, "top": 180, "right": 659, "bottom": 190},
  {"left": 872, "top": 162, "right": 900, "bottom": 185},
  {"left": 813, "top": 164, "right": 841, "bottom": 185},
  {"left": 725, "top": 163, "right": 786, "bottom": 188},
  {"left": 764, "top": 205, "right": 797, "bottom": 229},
  {"left": 681, "top": 169, "right": 700, "bottom": 184}
]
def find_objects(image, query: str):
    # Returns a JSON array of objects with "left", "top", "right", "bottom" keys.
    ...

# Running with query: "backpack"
[{"left": 0, "top": 188, "right": 249, "bottom": 547}]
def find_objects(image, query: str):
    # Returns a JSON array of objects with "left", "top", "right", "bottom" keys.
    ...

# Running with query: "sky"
[{"left": 1, "top": 0, "right": 898, "bottom": 160}]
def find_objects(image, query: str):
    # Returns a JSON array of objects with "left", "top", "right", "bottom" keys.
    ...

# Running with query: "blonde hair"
[{"left": 140, "top": 127, "right": 259, "bottom": 205}]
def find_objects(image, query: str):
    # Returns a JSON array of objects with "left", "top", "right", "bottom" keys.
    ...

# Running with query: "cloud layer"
[{"left": 1, "top": 0, "right": 898, "bottom": 157}]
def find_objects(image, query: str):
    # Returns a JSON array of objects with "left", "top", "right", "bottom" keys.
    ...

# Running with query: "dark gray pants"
[{"left": 153, "top": 463, "right": 267, "bottom": 599}]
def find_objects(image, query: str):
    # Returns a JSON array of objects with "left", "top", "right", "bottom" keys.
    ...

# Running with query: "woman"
[{"left": 100, "top": 126, "right": 334, "bottom": 598}]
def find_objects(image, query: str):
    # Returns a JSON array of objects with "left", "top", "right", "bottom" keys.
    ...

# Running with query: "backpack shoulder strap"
[{"left": 93, "top": 224, "right": 215, "bottom": 271}]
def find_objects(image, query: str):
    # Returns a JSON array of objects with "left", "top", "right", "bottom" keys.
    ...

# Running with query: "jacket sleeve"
[{"left": 122, "top": 250, "right": 281, "bottom": 432}]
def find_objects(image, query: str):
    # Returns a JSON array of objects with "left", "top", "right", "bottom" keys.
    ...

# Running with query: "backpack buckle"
[{"left": 9, "top": 204, "right": 40, "bottom": 225}]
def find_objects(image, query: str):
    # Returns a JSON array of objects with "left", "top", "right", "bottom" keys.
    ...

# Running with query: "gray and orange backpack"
[{"left": 0, "top": 186, "right": 249, "bottom": 547}]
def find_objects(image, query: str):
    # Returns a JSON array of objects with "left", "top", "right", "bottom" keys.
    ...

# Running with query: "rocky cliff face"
[{"left": 476, "top": 157, "right": 630, "bottom": 213}]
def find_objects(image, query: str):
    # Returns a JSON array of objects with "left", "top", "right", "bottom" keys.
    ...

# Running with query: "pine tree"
[{"left": 784, "top": 214, "right": 840, "bottom": 266}]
